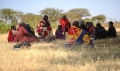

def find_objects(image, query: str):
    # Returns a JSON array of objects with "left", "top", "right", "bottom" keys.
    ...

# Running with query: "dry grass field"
[{"left": 0, "top": 30, "right": 120, "bottom": 71}]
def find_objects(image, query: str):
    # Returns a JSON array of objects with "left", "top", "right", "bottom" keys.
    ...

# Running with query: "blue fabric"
[{"left": 76, "top": 30, "right": 86, "bottom": 44}]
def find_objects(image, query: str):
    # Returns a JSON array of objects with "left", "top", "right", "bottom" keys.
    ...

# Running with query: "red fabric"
[
  {"left": 68, "top": 26, "right": 78, "bottom": 35},
  {"left": 89, "top": 26, "right": 94, "bottom": 33},
  {"left": 59, "top": 18, "right": 71, "bottom": 31},
  {"left": 36, "top": 19, "right": 52, "bottom": 38},
  {"left": 15, "top": 26, "right": 37, "bottom": 42},
  {"left": 7, "top": 30, "right": 16, "bottom": 42}
]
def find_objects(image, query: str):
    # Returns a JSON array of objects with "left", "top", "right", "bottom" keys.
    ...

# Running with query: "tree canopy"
[
  {"left": 0, "top": 8, "right": 18, "bottom": 24},
  {"left": 66, "top": 8, "right": 91, "bottom": 22},
  {"left": 40, "top": 8, "right": 63, "bottom": 23},
  {"left": 91, "top": 14, "right": 106, "bottom": 23}
]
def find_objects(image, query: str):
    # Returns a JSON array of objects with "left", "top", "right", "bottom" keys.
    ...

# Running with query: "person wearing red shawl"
[
  {"left": 36, "top": 15, "right": 53, "bottom": 40},
  {"left": 59, "top": 15, "right": 71, "bottom": 35},
  {"left": 7, "top": 25, "right": 17, "bottom": 42},
  {"left": 14, "top": 22, "right": 38, "bottom": 42}
]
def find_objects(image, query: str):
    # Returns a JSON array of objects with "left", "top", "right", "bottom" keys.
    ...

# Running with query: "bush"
[{"left": 0, "top": 24, "right": 12, "bottom": 34}]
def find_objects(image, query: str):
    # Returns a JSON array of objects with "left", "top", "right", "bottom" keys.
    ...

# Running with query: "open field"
[{"left": 0, "top": 32, "right": 120, "bottom": 71}]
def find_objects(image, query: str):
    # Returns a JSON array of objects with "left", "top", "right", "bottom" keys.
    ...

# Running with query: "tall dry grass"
[{"left": 0, "top": 33, "right": 120, "bottom": 71}]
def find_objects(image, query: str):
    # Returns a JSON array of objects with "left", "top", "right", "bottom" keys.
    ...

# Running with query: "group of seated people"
[
  {"left": 7, "top": 15, "right": 117, "bottom": 48},
  {"left": 79, "top": 20, "right": 117, "bottom": 40}
]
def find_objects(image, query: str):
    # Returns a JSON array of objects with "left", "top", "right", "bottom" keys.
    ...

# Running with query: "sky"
[{"left": 0, "top": 0, "right": 120, "bottom": 21}]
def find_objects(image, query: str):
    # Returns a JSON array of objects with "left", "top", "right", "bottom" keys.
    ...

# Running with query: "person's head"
[
  {"left": 58, "top": 25, "right": 62, "bottom": 30},
  {"left": 43, "top": 15, "right": 48, "bottom": 21},
  {"left": 62, "top": 15, "right": 66, "bottom": 19},
  {"left": 25, "top": 24, "right": 30, "bottom": 29},
  {"left": 11, "top": 25, "right": 16, "bottom": 30},
  {"left": 86, "top": 22, "right": 89, "bottom": 26},
  {"left": 72, "top": 21, "right": 79, "bottom": 28},
  {"left": 79, "top": 20, "right": 85, "bottom": 26},
  {"left": 96, "top": 23, "right": 101, "bottom": 27},
  {"left": 19, "top": 22, "right": 26, "bottom": 27},
  {"left": 109, "top": 21, "right": 113, "bottom": 27},
  {"left": 89, "top": 22, "right": 93, "bottom": 26}
]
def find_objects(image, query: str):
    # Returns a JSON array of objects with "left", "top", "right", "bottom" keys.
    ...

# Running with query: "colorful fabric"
[
  {"left": 15, "top": 26, "right": 37, "bottom": 42},
  {"left": 7, "top": 30, "right": 16, "bottom": 42},
  {"left": 55, "top": 28, "right": 65, "bottom": 39},
  {"left": 88, "top": 26, "right": 94, "bottom": 38},
  {"left": 59, "top": 18, "right": 71, "bottom": 32},
  {"left": 66, "top": 26, "right": 91, "bottom": 45},
  {"left": 36, "top": 19, "right": 52, "bottom": 38}
]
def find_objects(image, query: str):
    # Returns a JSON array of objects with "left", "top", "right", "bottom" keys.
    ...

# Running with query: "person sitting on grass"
[
  {"left": 14, "top": 22, "right": 38, "bottom": 43},
  {"left": 94, "top": 23, "right": 107, "bottom": 40},
  {"left": 107, "top": 21, "right": 117, "bottom": 38},
  {"left": 55, "top": 25, "right": 65, "bottom": 39},
  {"left": 65, "top": 21, "right": 94, "bottom": 47},
  {"left": 25, "top": 24, "right": 35, "bottom": 36},
  {"left": 36, "top": 15, "right": 53, "bottom": 41},
  {"left": 8, "top": 25, "right": 17, "bottom": 42}
]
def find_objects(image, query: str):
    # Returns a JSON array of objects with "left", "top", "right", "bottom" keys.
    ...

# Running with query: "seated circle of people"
[
  {"left": 65, "top": 21, "right": 93, "bottom": 47},
  {"left": 55, "top": 25, "right": 65, "bottom": 39},
  {"left": 36, "top": 15, "right": 53, "bottom": 40},
  {"left": 107, "top": 21, "right": 117, "bottom": 38},
  {"left": 94, "top": 23, "right": 107, "bottom": 40},
  {"left": 7, "top": 25, "right": 17, "bottom": 42},
  {"left": 14, "top": 22, "right": 38, "bottom": 42},
  {"left": 59, "top": 15, "right": 71, "bottom": 36}
]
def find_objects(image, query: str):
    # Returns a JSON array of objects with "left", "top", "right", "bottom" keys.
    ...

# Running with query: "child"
[
  {"left": 55, "top": 25, "right": 65, "bottom": 39},
  {"left": 8, "top": 25, "right": 17, "bottom": 42}
]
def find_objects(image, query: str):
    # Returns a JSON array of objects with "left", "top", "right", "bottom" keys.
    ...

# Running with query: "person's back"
[
  {"left": 108, "top": 21, "right": 117, "bottom": 38},
  {"left": 8, "top": 25, "right": 17, "bottom": 42},
  {"left": 65, "top": 21, "right": 93, "bottom": 47}
]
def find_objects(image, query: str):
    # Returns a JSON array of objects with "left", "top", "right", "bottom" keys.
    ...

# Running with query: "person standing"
[{"left": 59, "top": 15, "right": 71, "bottom": 36}]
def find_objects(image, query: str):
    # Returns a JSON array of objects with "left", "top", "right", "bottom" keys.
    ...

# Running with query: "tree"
[
  {"left": 40, "top": 8, "right": 63, "bottom": 23},
  {"left": 0, "top": 8, "right": 18, "bottom": 24},
  {"left": 91, "top": 14, "right": 106, "bottom": 23},
  {"left": 20, "top": 13, "right": 42, "bottom": 29},
  {"left": 66, "top": 8, "right": 91, "bottom": 23}
]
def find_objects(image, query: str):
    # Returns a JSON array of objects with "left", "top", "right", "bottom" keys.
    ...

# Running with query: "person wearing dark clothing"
[
  {"left": 94, "top": 23, "right": 107, "bottom": 40},
  {"left": 55, "top": 25, "right": 65, "bottom": 39},
  {"left": 107, "top": 21, "right": 117, "bottom": 38},
  {"left": 25, "top": 24, "right": 35, "bottom": 35},
  {"left": 86, "top": 22, "right": 90, "bottom": 32},
  {"left": 79, "top": 20, "right": 87, "bottom": 31}
]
